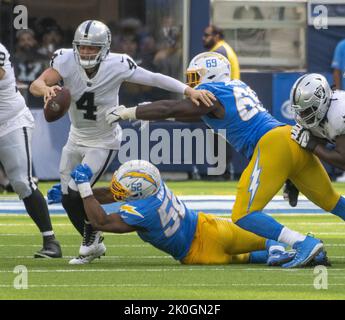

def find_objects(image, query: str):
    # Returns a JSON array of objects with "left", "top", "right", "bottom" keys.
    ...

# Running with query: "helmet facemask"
[
  {"left": 110, "top": 174, "right": 131, "bottom": 202},
  {"left": 290, "top": 74, "right": 332, "bottom": 129},
  {"left": 73, "top": 44, "right": 104, "bottom": 69},
  {"left": 72, "top": 20, "right": 111, "bottom": 70}
]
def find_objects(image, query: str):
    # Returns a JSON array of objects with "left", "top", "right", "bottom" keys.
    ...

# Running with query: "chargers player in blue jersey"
[
  {"left": 105, "top": 52, "right": 341, "bottom": 268},
  {"left": 63, "top": 159, "right": 298, "bottom": 266}
]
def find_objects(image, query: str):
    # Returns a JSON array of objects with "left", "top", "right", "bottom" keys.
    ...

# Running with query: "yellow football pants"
[
  {"left": 181, "top": 212, "right": 266, "bottom": 265},
  {"left": 231, "top": 125, "right": 340, "bottom": 222}
]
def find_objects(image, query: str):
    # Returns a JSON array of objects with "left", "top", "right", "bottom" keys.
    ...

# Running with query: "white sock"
[
  {"left": 278, "top": 227, "right": 306, "bottom": 246},
  {"left": 42, "top": 231, "right": 54, "bottom": 237}
]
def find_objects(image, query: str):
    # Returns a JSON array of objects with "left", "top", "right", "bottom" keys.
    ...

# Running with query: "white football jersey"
[
  {"left": 0, "top": 43, "right": 30, "bottom": 122},
  {"left": 51, "top": 49, "right": 137, "bottom": 150},
  {"left": 0, "top": 43, "right": 34, "bottom": 136},
  {"left": 310, "top": 90, "right": 345, "bottom": 143}
]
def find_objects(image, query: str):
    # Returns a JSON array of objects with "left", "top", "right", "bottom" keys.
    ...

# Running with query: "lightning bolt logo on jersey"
[
  {"left": 197, "top": 81, "right": 285, "bottom": 159},
  {"left": 248, "top": 148, "right": 261, "bottom": 210},
  {"left": 118, "top": 183, "right": 198, "bottom": 260}
]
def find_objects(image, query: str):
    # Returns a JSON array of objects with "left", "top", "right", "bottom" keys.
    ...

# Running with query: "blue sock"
[
  {"left": 249, "top": 250, "right": 268, "bottom": 264},
  {"left": 236, "top": 211, "right": 284, "bottom": 240},
  {"left": 331, "top": 196, "right": 345, "bottom": 221}
]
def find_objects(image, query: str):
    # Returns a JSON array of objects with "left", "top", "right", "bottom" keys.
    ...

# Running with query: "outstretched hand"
[{"left": 185, "top": 87, "right": 216, "bottom": 107}]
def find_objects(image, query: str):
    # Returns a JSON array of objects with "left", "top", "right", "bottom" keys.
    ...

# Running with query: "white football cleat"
[
  {"left": 79, "top": 230, "right": 105, "bottom": 256},
  {"left": 69, "top": 242, "right": 106, "bottom": 265}
]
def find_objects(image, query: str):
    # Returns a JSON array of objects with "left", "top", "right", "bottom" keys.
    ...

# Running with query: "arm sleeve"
[{"left": 127, "top": 66, "right": 188, "bottom": 94}]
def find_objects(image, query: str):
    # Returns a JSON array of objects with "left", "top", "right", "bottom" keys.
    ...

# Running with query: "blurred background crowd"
[
  {"left": 2, "top": 0, "right": 345, "bottom": 183},
  {"left": 9, "top": 13, "right": 183, "bottom": 108}
]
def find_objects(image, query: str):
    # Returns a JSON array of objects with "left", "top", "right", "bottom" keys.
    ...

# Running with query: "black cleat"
[
  {"left": 34, "top": 239, "right": 62, "bottom": 258},
  {"left": 283, "top": 180, "right": 299, "bottom": 207},
  {"left": 306, "top": 250, "right": 331, "bottom": 267}
]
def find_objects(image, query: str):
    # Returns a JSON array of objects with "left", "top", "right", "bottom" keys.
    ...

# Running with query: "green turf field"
[{"left": 0, "top": 181, "right": 345, "bottom": 300}]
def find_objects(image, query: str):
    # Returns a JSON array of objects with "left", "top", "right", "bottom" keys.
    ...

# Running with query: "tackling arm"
[
  {"left": 82, "top": 195, "right": 137, "bottom": 233},
  {"left": 128, "top": 66, "right": 215, "bottom": 107},
  {"left": 313, "top": 135, "right": 345, "bottom": 170},
  {"left": 93, "top": 187, "right": 116, "bottom": 204},
  {"left": 136, "top": 98, "right": 220, "bottom": 121}
]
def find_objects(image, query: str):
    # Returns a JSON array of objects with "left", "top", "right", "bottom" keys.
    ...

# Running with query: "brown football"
[{"left": 44, "top": 87, "right": 71, "bottom": 122}]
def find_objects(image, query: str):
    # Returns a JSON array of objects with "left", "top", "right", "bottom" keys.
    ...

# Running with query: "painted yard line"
[
  {"left": 0, "top": 268, "right": 341, "bottom": 273},
  {"left": 1, "top": 255, "right": 343, "bottom": 262},
  {"left": 0, "top": 255, "right": 172, "bottom": 259},
  {"left": 0, "top": 223, "right": 73, "bottom": 227},
  {"left": 0, "top": 213, "right": 332, "bottom": 217},
  {"left": 1, "top": 222, "right": 344, "bottom": 227},
  {"left": 0, "top": 244, "right": 149, "bottom": 248},
  {"left": 0, "top": 233, "right": 137, "bottom": 236},
  {"left": 1, "top": 283, "right": 345, "bottom": 288}
]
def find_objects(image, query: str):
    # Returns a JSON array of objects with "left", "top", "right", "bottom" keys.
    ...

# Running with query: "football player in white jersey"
[
  {"left": 30, "top": 20, "right": 215, "bottom": 264},
  {"left": 284, "top": 73, "right": 345, "bottom": 220},
  {"left": 0, "top": 42, "right": 61, "bottom": 258}
]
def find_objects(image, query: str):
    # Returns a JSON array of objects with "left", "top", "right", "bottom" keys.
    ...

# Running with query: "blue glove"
[
  {"left": 71, "top": 164, "right": 93, "bottom": 184},
  {"left": 47, "top": 183, "right": 62, "bottom": 204}
]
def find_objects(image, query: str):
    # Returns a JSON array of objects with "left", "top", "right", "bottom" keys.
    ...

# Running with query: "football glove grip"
[
  {"left": 106, "top": 105, "right": 137, "bottom": 125},
  {"left": 291, "top": 124, "right": 318, "bottom": 152},
  {"left": 47, "top": 183, "right": 62, "bottom": 204},
  {"left": 70, "top": 164, "right": 94, "bottom": 198}
]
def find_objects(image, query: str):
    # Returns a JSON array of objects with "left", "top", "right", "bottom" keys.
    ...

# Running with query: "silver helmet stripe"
[{"left": 83, "top": 20, "right": 93, "bottom": 39}]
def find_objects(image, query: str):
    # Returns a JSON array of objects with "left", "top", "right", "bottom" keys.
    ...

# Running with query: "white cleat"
[
  {"left": 69, "top": 242, "right": 106, "bottom": 265},
  {"left": 79, "top": 230, "right": 105, "bottom": 256}
]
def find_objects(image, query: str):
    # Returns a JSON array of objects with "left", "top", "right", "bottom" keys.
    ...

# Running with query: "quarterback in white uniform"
[
  {"left": 0, "top": 42, "right": 61, "bottom": 258},
  {"left": 284, "top": 74, "right": 345, "bottom": 220},
  {"left": 30, "top": 20, "right": 215, "bottom": 264}
]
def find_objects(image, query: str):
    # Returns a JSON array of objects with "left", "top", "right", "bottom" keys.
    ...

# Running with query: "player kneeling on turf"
[{"left": 50, "top": 160, "right": 319, "bottom": 266}]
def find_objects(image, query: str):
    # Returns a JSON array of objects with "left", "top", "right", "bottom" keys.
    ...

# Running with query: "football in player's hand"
[{"left": 44, "top": 87, "right": 71, "bottom": 122}]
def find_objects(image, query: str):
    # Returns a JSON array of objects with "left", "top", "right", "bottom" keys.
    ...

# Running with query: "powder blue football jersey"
[
  {"left": 198, "top": 80, "right": 285, "bottom": 159},
  {"left": 118, "top": 183, "right": 198, "bottom": 260}
]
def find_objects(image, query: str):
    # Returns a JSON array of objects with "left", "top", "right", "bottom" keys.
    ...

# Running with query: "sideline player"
[
  {"left": 105, "top": 52, "right": 345, "bottom": 268},
  {"left": 67, "top": 160, "right": 298, "bottom": 266},
  {"left": 0, "top": 42, "right": 61, "bottom": 258},
  {"left": 30, "top": 20, "right": 214, "bottom": 264}
]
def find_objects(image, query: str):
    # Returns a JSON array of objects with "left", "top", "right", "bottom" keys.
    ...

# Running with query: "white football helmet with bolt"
[
  {"left": 110, "top": 160, "right": 162, "bottom": 202},
  {"left": 186, "top": 52, "right": 231, "bottom": 88}
]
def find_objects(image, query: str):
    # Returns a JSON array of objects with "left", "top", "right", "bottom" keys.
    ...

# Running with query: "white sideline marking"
[{"left": 0, "top": 283, "right": 345, "bottom": 288}]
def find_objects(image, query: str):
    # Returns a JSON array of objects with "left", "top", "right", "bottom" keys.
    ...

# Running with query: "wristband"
[
  {"left": 78, "top": 182, "right": 93, "bottom": 198},
  {"left": 121, "top": 106, "right": 137, "bottom": 120}
]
